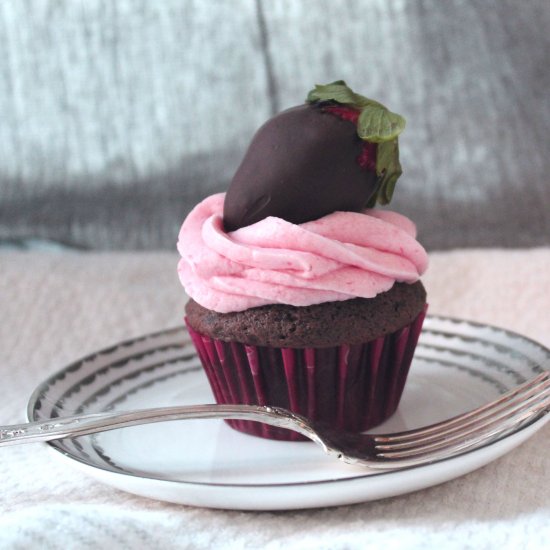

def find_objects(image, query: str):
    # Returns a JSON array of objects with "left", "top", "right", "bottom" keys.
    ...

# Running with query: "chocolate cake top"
[{"left": 185, "top": 281, "right": 426, "bottom": 348}]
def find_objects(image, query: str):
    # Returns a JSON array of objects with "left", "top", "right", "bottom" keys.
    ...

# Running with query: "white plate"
[{"left": 28, "top": 316, "right": 550, "bottom": 510}]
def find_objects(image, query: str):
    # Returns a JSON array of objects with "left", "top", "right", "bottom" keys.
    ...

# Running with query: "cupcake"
[{"left": 177, "top": 81, "right": 428, "bottom": 440}]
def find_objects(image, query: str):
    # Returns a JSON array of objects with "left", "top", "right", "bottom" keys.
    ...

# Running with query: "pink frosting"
[{"left": 177, "top": 193, "right": 428, "bottom": 313}]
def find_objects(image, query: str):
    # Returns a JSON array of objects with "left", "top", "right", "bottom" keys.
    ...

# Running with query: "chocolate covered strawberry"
[{"left": 223, "top": 81, "right": 406, "bottom": 231}]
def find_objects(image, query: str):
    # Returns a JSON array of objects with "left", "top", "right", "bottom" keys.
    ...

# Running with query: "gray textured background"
[{"left": 0, "top": 0, "right": 548, "bottom": 250}]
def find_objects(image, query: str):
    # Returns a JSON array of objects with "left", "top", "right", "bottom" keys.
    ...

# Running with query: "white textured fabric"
[{"left": 1, "top": 249, "right": 549, "bottom": 549}]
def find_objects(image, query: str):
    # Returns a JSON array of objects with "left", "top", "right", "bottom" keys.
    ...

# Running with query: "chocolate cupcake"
[{"left": 178, "top": 81, "right": 428, "bottom": 440}]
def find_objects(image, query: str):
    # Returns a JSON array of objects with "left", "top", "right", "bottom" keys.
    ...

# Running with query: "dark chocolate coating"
[
  {"left": 185, "top": 281, "right": 427, "bottom": 348},
  {"left": 223, "top": 104, "right": 378, "bottom": 231}
]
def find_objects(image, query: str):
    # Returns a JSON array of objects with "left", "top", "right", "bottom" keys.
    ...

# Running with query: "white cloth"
[{"left": 1, "top": 249, "right": 549, "bottom": 549}]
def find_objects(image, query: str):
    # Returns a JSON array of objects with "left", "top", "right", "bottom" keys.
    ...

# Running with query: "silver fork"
[{"left": 2, "top": 372, "right": 549, "bottom": 470}]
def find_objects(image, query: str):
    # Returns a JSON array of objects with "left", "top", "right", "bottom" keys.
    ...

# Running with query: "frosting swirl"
[{"left": 177, "top": 193, "right": 428, "bottom": 313}]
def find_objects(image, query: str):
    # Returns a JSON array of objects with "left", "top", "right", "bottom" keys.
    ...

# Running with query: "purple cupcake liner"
[{"left": 186, "top": 305, "right": 427, "bottom": 441}]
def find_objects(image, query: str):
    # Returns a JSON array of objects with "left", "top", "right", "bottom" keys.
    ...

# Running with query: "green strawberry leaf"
[
  {"left": 307, "top": 81, "right": 406, "bottom": 205},
  {"left": 307, "top": 80, "right": 365, "bottom": 107},
  {"left": 371, "top": 139, "right": 402, "bottom": 205},
  {"left": 357, "top": 105, "right": 406, "bottom": 143}
]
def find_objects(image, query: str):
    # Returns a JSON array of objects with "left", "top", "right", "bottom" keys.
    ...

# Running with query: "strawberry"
[
  {"left": 223, "top": 81, "right": 405, "bottom": 232},
  {"left": 322, "top": 104, "right": 378, "bottom": 173}
]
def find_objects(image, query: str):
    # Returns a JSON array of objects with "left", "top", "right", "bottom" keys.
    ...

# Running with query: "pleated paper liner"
[{"left": 186, "top": 306, "right": 427, "bottom": 441}]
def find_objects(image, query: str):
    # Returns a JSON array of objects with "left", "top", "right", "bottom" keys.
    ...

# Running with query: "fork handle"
[{"left": 0, "top": 404, "right": 317, "bottom": 446}]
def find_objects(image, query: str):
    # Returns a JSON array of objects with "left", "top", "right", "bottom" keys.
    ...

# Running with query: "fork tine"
[
  {"left": 375, "top": 372, "right": 550, "bottom": 445},
  {"left": 374, "top": 404, "right": 548, "bottom": 465},
  {"left": 375, "top": 387, "right": 549, "bottom": 459},
  {"left": 362, "top": 405, "right": 548, "bottom": 469},
  {"left": 375, "top": 377, "right": 550, "bottom": 451},
  {"left": 433, "top": 405, "right": 547, "bottom": 456}
]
